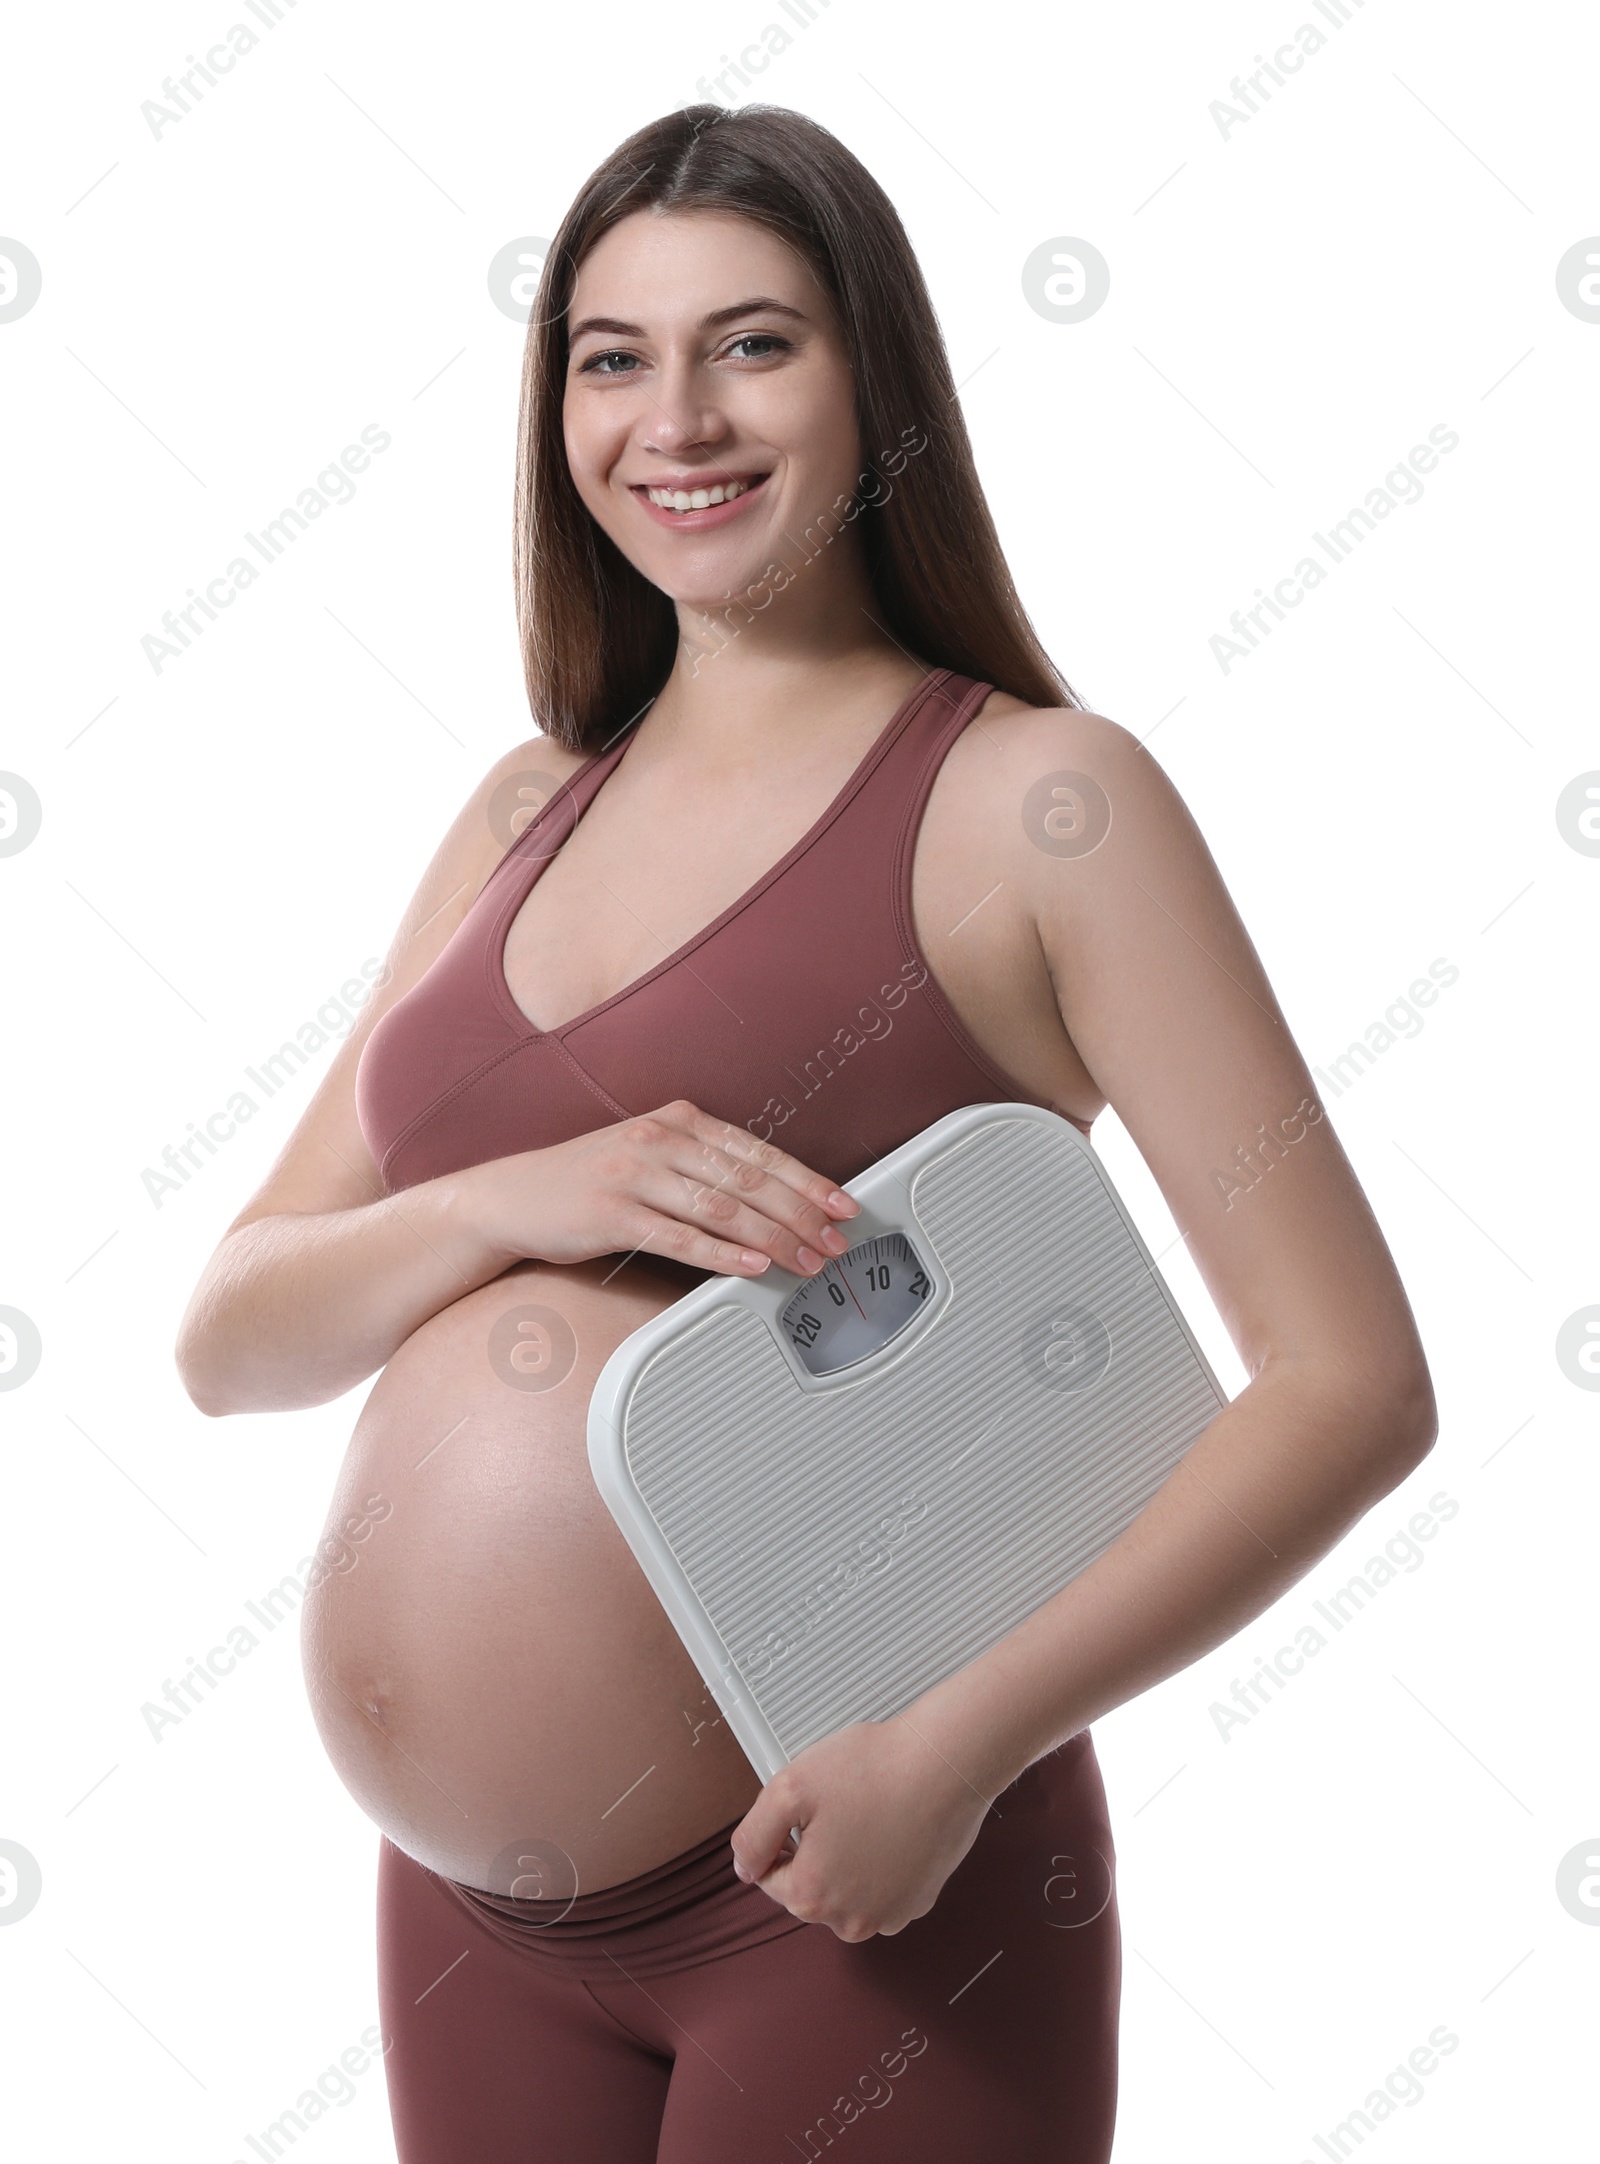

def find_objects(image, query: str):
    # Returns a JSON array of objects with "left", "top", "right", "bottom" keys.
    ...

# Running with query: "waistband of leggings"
[
  {"left": 461, "top": 1813, "right": 743, "bottom": 1933},
  {"left": 434, "top": 1813, "right": 809, "bottom": 1979}
]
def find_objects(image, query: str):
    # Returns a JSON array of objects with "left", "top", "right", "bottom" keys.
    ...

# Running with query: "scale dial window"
[{"left": 779, "top": 1232, "right": 933, "bottom": 1378}]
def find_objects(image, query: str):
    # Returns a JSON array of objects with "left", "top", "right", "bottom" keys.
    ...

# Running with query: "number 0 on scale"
[{"left": 779, "top": 1231, "right": 934, "bottom": 1378}]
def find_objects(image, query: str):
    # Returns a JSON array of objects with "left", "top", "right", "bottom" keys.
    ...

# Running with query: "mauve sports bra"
[{"left": 355, "top": 667, "right": 1089, "bottom": 1272}]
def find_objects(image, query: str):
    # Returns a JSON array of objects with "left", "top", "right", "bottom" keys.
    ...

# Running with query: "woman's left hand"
[{"left": 727, "top": 1717, "right": 998, "bottom": 1940}]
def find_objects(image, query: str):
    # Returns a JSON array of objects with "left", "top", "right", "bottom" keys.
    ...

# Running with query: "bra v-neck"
[{"left": 489, "top": 666, "right": 951, "bottom": 1040}]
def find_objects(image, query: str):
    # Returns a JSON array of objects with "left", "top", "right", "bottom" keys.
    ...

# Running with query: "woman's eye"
[{"left": 576, "top": 333, "right": 791, "bottom": 378}]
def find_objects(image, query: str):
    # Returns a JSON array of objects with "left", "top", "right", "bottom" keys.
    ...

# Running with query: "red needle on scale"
[{"left": 836, "top": 1257, "right": 868, "bottom": 1321}]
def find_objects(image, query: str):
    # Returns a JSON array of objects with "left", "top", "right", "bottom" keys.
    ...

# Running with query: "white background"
[{"left": 2, "top": 1, "right": 1595, "bottom": 2157}]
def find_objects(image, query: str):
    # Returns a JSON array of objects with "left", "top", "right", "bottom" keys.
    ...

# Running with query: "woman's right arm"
[{"left": 175, "top": 745, "right": 860, "bottom": 1419}]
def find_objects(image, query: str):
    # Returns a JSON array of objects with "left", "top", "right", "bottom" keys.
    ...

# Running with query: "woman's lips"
[{"left": 629, "top": 472, "right": 771, "bottom": 532}]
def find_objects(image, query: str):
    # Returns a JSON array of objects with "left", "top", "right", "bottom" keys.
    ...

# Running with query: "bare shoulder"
[
  {"left": 393, "top": 729, "right": 594, "bottom": 934},
  {"left": 368, "top": 727, "right": 594, "bottom": 987},
  {"left": 969, "top": 691, "right": 1152, "bottom": 778},
  {"left": 379, "top": 724, "right": 603, "bottom": 1000},
  {"left": 460, "top": 731, "right": 594, "bottom": 874},
  {"left": 955, "top": 693, "right": 1197, "bottom": 910}
]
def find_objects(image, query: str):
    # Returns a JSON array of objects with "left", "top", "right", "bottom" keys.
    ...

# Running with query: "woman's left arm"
[{"left": 731, "top": 706, "right": 1438, "bottom": 1931}]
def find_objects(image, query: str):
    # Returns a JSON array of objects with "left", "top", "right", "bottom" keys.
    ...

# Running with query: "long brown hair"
[{"left": 514, "top": 102, "right": 1086, "bottom": 751}]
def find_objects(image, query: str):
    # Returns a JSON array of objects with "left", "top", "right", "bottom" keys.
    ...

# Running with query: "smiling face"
[{"left": 562, "top": 209, "right": 868, "bottom": 617}]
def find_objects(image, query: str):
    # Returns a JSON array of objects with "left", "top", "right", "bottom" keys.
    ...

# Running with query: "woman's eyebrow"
[{"left": 568, "top": 296, "right": 809, "bottom": 341}]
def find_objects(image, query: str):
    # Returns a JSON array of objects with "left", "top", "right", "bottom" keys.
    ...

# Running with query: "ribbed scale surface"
[{"left": 620, "top": 1117, "right": 1224, "bottom": 1760}]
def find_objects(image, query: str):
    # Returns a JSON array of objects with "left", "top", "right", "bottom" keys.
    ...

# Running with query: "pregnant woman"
[{"left": 177, "top": 103, "right": 1437, "bottom": 2164}]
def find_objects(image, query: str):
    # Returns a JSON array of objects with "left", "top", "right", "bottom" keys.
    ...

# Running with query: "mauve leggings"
[{"left": 375, "top": 1729, "right": 1120, "bottom": 2161}]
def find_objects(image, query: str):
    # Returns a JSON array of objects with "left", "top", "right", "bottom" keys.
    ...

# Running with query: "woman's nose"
[{"left": 641, "top": 364, "right": 734, "bottom": 453}]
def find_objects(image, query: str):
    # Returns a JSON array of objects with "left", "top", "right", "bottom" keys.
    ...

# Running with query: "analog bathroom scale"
[{"left": 586, "top": 1101, "right": 1229, "bottom": 1785}]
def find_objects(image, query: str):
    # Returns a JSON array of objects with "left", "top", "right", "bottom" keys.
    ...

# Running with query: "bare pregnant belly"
[{"left": 300, "top": 1254, "right": 764, "bottom": 1896}]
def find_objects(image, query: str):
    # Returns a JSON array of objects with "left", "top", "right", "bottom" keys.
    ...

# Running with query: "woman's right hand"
[{"left": 461, "top": 1100, "right": 862, "bottom": 1280}]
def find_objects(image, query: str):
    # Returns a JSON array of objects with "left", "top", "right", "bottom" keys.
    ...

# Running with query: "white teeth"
[{"left": 645, "top": 478, "right": 758, "bottom": 512}]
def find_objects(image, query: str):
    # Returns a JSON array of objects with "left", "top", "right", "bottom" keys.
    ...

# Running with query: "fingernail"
[
  {"left": 732, "top": 1858, "right": 750, "bottom": 1882},
  {"left": 827, "top": 1190, "right": 856, "bottom": 1212}
]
